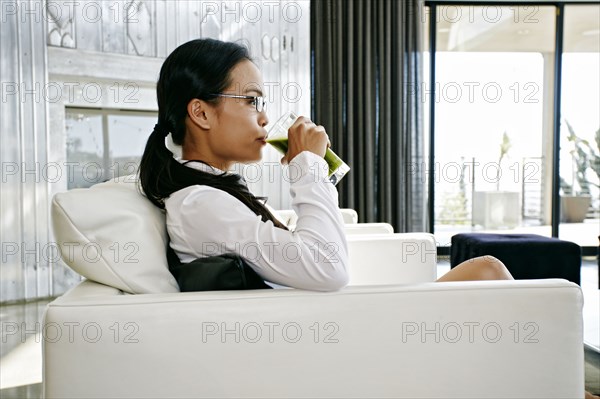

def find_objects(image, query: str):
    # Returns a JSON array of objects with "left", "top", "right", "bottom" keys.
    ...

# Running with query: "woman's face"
[{"left": 185, "top": 59, "right": 269, "bottom": 170}]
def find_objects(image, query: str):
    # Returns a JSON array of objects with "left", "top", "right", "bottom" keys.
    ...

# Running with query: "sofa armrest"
[
  {"left": 43, "top": 279, "right": 583, "bottom": 399},
  {"left": 347, "top": 233, "right": 437, "bottom": 285},
  {"left": 339, "top": 208, "right": 358, "bottom": 224}
]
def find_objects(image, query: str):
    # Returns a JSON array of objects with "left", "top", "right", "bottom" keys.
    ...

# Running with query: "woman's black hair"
[{"left": 139, "top": 38, "right": 288, "bottom": 230}]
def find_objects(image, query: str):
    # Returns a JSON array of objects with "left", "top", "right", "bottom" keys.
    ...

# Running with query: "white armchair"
[{"left": 44, "top": 177, "right": 585, "bottom": 398}]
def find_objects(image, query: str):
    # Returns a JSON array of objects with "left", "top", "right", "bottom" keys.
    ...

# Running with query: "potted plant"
[
  {"left": 472, "top": 132, "right": 520, "bottom": 229},
  {"left": 560, "top": 121, "right": 600, "bottom": 223},
  {"left": 497, "top": 131, "right": 512, "bottom": 191}
]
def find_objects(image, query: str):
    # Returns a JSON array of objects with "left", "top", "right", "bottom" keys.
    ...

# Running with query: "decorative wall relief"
[
  {"left": 46, "top": 1, "right": 76, "bottom": 48},
  {"left": 261, "top": 34, "right": 271, "bottom": 60},
  {"left": 126, "top": 0, "right": 154, "bottom": 56}
]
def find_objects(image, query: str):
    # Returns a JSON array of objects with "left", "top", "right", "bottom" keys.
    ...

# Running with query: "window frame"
[{"left": 424, "top": 0, "right": 599, "bottom": 255}]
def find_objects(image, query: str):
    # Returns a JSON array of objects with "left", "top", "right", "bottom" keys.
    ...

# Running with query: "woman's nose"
[{"left": 260, "top": 112, "right": 269, "bottom": 127}]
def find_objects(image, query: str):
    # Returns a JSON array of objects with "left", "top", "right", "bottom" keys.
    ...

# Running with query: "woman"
[{"left": 138, "top": 37, "right": 513, "bottom": 290}]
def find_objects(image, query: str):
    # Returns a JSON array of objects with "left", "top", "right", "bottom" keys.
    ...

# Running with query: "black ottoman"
[{"left": 451, "top": 233, "right": 581, "bottom": 285}]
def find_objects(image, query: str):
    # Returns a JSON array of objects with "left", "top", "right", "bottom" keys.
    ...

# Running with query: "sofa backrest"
[{"left": 51, "top": 175, "right": 180, "bottom": 294}]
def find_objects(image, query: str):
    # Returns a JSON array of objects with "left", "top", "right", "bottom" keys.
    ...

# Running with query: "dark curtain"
[{"left": 311, "top": 0, "right": 427, "bottom": 232}]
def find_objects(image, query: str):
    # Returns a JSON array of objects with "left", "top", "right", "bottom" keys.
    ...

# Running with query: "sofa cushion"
[{"left": 51, "top": 175, "right": 179, "bottom": 294}]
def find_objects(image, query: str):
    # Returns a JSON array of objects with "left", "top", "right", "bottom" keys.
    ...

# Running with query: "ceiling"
[{"left": 425, "top": 5, "right": 600, "bottom": 53}]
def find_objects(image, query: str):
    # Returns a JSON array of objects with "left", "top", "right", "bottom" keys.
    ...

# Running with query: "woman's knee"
[
  {"left": 475, "top": 255, "right": 513, "bottom": 280},
  {"left": 437, "top": 255, "right": 514, "bottom": 282}
]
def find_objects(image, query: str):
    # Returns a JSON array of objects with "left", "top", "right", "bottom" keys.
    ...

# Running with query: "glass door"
[
  {"left": 430, "top": 5, "right": 557, "bottom": 246},
  {"left": 559, "top": 5, "right": 600, "bottom": 247}
]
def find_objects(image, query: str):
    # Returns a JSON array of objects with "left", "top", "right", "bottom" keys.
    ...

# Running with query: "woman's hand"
[{"left": 280, "top": 116, "right": 331, "bottom": 164}]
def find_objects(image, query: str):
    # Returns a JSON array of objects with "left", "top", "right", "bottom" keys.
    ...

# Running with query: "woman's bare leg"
[{"left": 436, "top": 255, "right": 514, "bottom": 282}]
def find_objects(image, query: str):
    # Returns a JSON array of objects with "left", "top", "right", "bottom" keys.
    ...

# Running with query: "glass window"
[
  {"left": 65, "top": 109, "right": 157, "bottom": 189},
  {"left": 107, "top": 114, "right": 156, "bottom": 178},
  {"left": 65, "top": 112, "right": 105, "bottom": 189}
]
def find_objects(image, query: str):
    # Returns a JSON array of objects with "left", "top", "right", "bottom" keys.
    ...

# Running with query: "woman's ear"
[{"left": 187, "top": 98, "right": 214, "bottom": 130}]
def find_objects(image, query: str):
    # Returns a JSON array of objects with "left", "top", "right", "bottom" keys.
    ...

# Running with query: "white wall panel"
[
  {"left": 164, "top": 1, "right": 179, "bottom": 54},
  {"left": 1, "top": 0, "right": 23, "bottom": 303},
  {"left": 188, "top": 1, "right": 202, "bottom": 42},
  {"left": 1, "top": 0, "right": 54, "bottom": 302},
  {"left": 155, "top": 0, "right": 168, "bottom": 57}
]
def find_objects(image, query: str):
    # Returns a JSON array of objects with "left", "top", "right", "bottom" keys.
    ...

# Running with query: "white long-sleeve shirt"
[{"left": 165, "top": 151, "right": 349, "bottom": 291}]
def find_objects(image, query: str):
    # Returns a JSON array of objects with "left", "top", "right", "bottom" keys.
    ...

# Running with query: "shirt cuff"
[{"left": 288, "top": 151, "right": 329, "bottom": 184}]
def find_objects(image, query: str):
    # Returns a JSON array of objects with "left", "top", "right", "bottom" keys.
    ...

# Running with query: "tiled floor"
[
  {"left": 0, "top": 260, "right": 598, "bottom": 398},
  {"left": 0, "top": 299, "right": 49, "bottom": 399}
]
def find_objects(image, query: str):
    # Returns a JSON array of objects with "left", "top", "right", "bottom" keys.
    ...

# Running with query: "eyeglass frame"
[{"left": 210, "top": 93, "right": 267, "bottom": 113}]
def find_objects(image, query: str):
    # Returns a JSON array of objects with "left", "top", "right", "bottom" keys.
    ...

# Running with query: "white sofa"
[{"left": 44, "top": 176, "right": 585, "bottom": 398}]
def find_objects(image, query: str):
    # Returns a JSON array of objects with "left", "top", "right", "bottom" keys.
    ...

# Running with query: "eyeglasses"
[{"left": 211, "top": 93, "right": 268, "bottom": 113}]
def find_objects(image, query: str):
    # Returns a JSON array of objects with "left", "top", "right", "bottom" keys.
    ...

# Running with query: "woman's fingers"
[
  {"left": 284, "top": 116, "right": 329, "bottom": 162},
  {"left": 314, "top": 126, "right": 331, "bottom": 148},
  {"left": 290, "top": 116, "right": 312, "bottom": 130}
]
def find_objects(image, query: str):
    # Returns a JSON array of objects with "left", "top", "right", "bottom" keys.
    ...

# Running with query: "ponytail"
[{"left": 138, "top": 123, "right": 175, "bottom": 208}]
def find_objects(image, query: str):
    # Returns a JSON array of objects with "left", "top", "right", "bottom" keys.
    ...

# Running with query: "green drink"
[
  {"left": 266, "top": 112, "right": 350, "bottom": 185},
  {"left": 265, "top": 136, "right": 290, "bottom": 155}
]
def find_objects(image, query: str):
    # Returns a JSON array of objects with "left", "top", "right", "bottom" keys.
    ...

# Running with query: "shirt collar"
[
  {"left": 177, "top": 159, "right": 228, "bottom": 176},
  {"left": 177, "top": 159, "right": 249, "bottom": 188}
]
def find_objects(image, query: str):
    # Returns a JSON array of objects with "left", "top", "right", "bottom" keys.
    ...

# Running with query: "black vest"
[{"left": 166, "top": 245, "right": 272, "bottom": 292}]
